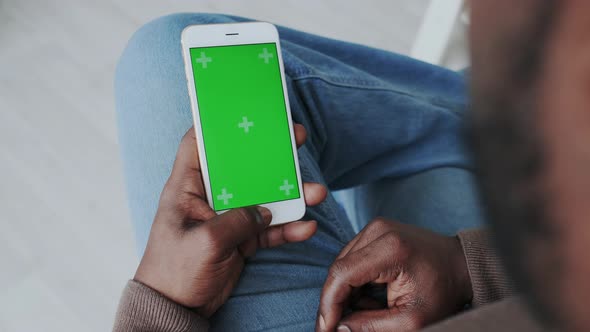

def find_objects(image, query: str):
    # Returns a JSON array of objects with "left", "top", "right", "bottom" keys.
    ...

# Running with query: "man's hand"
[
  {"left": 317, "top": 219, "right": 472, "bottom": 332},
  {"left": 134, "top": 124, "right": 327, "bottom": 318}
]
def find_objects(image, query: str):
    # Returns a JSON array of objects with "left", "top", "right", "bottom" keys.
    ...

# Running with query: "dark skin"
[
  {"left": 321, "top": 0, "right": 590, "bottom": 330},
  {"left": 135, "top": 123, "right": 473, "bottom": 329},
  {"left": 135, "top": 124, "right": 328, "bottom": 318},
  {"left": 316, "top": 220, "right": 471, "bottom": 332},
  {"left": 136, "top": 0, "right": 590, "bottom": 329}
]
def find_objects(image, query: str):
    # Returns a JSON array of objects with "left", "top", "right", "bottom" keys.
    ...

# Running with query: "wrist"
[{"left": 451, "top": 235, "right": 473, "bottom": 306}]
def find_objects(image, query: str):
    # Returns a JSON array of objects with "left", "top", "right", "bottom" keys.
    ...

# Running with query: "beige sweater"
[{"left": 113, "top": 229, "right": 527, "bottom": 331}]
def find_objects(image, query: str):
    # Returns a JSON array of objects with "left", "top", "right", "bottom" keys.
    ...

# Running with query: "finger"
[
  {"left": 167, "top": 127, "right": 205, "bottom": 196},
  {"left": 206, "top": 206, "right": 272, "bottom": 247},
  {"left": 337, "top": 219, "right": 393, "bottom": 260},
  {"left": 294, "top": 123, "right": 307, "bottom": 148},
  {"left": 258, "top": 220, "right": 317, "bottom": 248},
  {"left": 317, "top": 240, "right": 401, "bottom": 331},
  {"left": 184, "top": 195, "right": 217, "bottom": 221},
  {"left": 335, "top": 221, "right": 378, "bottom": 261},
  {"left": 172, "top": 127, "right": 200, "bottom": 174},
  {"left": 238, "top": 237, "right": 258, "bottom": 258},
  {"left": 303, "top": 183, "right": 327, "bottom": 206},
  {"left": 338, "top": 308, "right": 425, "bottom": 332},
  {"left": 335, "top": 229, "right": 366, "bottom": 261},
  {"left": 241, "top": 220, "right": 317, "bottom": 257}
]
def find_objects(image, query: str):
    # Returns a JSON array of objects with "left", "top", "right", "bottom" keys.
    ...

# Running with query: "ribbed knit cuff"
[
  {"left": 113, "top": 280, "right": 209, "bottom": 332},
  {"left": 458, "top": 229, "right": 517, "bottom": 307}
]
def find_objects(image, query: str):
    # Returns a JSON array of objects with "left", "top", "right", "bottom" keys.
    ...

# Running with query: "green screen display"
[{"left": 190, "top": 43, "right": 300, "bottom": 211}]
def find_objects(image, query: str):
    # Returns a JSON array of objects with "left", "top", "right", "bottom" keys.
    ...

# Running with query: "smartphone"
[{"left": 181, "top": 22, "right": 305, "bottom": 225}]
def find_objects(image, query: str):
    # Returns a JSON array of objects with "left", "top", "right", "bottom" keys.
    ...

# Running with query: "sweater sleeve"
[
  {"left": 458, "top": 229, "right": 517, "bottom": 306},
  {"left": 113, "top": 280, "right": 209, "bottom": 332},
  {"left": 422, "top": 296, "right": 546, "bottom": 332}
]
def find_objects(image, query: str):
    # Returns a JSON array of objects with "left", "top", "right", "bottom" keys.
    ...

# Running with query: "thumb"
[
  {"left": 205, "top": 206, "right": 272, "bottom": 247},
  {"left": 337, "top": 308, "right": 424, "bottom": 332}
]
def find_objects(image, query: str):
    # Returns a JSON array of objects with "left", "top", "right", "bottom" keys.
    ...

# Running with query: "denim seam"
[
  {"left": 290, "top": 74, "right": 463, "bottom": 118},
  {"left": 253, "top": 320, "right": 314, "bottom": 332},
  {"left": 299, "top": 151, "right": 350, "bottom": 244}
]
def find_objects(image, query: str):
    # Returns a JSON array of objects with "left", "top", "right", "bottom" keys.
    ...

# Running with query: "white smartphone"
[{"left": 181, "top": 22, "right": 305, "bottom": 225}]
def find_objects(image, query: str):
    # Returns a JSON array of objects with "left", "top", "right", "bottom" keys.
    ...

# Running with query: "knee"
[
  {"left": 128, "top": 13, "right": 236, "bottom": 50},
  {"left": 115, "top": 13, "right": 240, "bottom": 81}
]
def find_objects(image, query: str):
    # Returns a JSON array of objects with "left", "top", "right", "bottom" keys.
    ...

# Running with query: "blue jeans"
[{"left": 115, "top": 13, "right": 484, "bottom": 331}]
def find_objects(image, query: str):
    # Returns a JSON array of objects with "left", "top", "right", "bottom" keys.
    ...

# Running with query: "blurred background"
[{"left": 0, "top": 1, "right": 468, "bottom": 331}]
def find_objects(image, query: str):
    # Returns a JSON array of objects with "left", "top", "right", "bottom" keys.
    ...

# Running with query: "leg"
[
  {"left": 348, "top": 168, "right": 485, "bottom": 236},
  {"left": 116, "top": 13, "right": 353, "bottom": 331},
  {"left": 116, "top": 12, "right": 481, "bottom": 330},
  {"left": 248, "top": 20, "right": 484, "bottom": 234},
  {"left": 265, "top": 21, "right": 484, "bottom": 234},
  {"left": 115, "top": 12, "right": 365, "bottom": 253},
  {"left": 271, "top": 24, "right": 471, "bottom": 190}
]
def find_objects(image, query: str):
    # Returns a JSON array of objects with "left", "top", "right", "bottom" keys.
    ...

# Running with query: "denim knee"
[
  {"left": 129, "top": 13, "right": 236, "bottom": 48},
  {"left": 115, "top": 13, "right": 243, "bottom": 79}
]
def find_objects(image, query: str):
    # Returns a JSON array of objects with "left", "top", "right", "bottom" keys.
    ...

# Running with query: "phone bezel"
[{"left": 181, "top": 22, "right": 306, "bottom": 225}]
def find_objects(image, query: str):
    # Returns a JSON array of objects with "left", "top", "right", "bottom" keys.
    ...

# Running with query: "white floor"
[{"left": 0, "top": 1, "right": 466, "bottom": 331}]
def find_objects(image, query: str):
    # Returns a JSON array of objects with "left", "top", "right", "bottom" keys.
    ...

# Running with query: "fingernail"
[
  {"left": 319, "top": 314, "right": 326, "bottom": 331},
  {"left": 337, "top": 325, "right": 351, "bottom": 332},
  {"left": 255, "top": 206, "right": 272, "bottom": 225}
]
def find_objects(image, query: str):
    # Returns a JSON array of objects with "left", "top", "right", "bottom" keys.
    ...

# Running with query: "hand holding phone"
[
  {"left": 135, "top": 127, "right": 327, "bottom": 317},
  {"left": 181, "top": 22, "right": 306, "bottom": 224}
]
